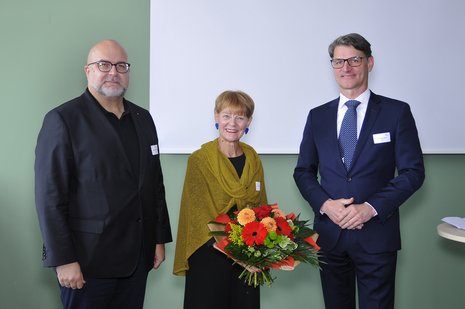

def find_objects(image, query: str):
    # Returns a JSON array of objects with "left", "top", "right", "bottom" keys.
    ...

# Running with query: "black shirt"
[
  {"left": 229, "top": 153, "right": 246, "bottom": 178},
  {"left": 93, "top": 97, "right": 140, "bottom": 178}
]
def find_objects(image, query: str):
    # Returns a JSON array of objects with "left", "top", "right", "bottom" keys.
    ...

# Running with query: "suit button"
[
  {"left": 137, "top": 218, "right": 142, "bottom": 223},
  {"left": 347, "top": 177, "right": 352, "bottom": 182}
]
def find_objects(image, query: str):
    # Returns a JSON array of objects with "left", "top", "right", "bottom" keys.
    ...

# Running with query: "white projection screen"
[{"left": 150, "top": 0, "right": 465, "bottom": 154}]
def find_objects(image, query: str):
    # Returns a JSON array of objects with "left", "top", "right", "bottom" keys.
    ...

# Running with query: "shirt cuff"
[
  {"left": 320, "top": 198, "right": 332, "bottom": 215},
  {"left": 365, "top": 202, "right": 378, "bottom": 217}
]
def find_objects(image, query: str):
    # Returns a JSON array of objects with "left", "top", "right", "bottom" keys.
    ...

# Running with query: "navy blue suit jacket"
[
  {"left": 294, "top": 92, "right": 425, "bottom": 253},
  {"left": 35, "top": 90, "right": 172, "bottom": 278}
]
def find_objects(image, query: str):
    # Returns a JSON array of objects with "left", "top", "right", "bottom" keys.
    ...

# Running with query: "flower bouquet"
[{"left": 208, "top": 203, "right": 320, "bottom": 287}]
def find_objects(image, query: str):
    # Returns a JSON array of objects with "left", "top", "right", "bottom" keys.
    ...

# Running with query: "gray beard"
[{"left": 96, "top": 85, "right": 126, "bottom": 97}]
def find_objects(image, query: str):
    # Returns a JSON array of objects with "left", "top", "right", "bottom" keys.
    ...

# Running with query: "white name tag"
[
  {"left": 151, "top": 144, "right": 159, "bottom": 155},
  {"left": 255, "top": 181, "right": 261, "bottom": 191},
  {"left": 373, "top": 132, "right": 391, "bottom": 144}
]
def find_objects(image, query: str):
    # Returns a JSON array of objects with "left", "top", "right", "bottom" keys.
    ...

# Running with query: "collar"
[
  {"left": 86, "top": 88, "right": 131, "bottom": 117},
  {"left": 338, "top": 89, "right": 371, "bottom": 110}
]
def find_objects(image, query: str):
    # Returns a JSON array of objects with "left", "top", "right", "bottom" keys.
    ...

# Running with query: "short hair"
[
  {"left": 328, "top": 33, "right": 372, "bottom": 58},
  {"left": 214, "top": 90, "right": 255, "bottom": 118}
]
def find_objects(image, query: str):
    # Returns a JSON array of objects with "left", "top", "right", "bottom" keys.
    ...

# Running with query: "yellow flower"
[
  {"left": 228, "top": 223, "right": 245, "bottom": 246},
  {"left": 261, "top": 217, "right": 277, "bottom": 232},
  {"left": 237, "top": 208, "right": 256, "bottom": 225}
]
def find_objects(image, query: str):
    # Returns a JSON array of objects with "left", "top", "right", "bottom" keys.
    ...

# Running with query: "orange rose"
[
  {"left": 237, "top": 208, "right": 256, "bottom": 226},
  {"left": 271, "top": 208, "right": 286, "bottom": 218},
  {"left": 260, "top": 217, "right": 277, "bottom": 232}
]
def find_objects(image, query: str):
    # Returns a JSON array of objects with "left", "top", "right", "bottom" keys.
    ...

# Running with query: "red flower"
[
  {"left": 214, "top": 214, "right": 231, "bottom": 224},
  {"left": 253, "top": 205, "right": 273, "bottom": 220},
  {"left": 286, "top": 212, "right": 297, "bottom": 221},
  {"left": 213, "top": 214, "right": 234, "bottom": 233},
  {"left": 275, "top": 217, "right": 293, "bottom": 239},
  {"left": 241, "top": 221, "right": 268, "bottom": 246},
  {"left": 224, "top": 222, "right": 232, "bottom": 233}
]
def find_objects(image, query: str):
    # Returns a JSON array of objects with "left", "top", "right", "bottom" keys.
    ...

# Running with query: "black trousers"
[
  {"left": 184, "top": 238, "right": 260, "bottom": 309},
  {"left": 59, "top": 252, "right": 149, "bottom": 309}
]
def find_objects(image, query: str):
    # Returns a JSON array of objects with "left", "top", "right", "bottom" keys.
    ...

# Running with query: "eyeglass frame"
[
  {"left": 330, "top": 56, "right": 365, "bottom": 69},
  {"left": 87, "top": 60, "right": 131, "bottom": 73}
]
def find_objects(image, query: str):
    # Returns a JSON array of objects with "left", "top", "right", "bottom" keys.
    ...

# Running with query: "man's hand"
[
  {"left": 153, "top": 244, "right": 166, "bottom": 269},
  {"left": 56, "top": 262, "right": 85, "bottom": 289},
  {"left": 338, "top": 202, "right": 375, "bottom": 230},
  {"left": 320, "top": 198, "right": 354, "bottom": 225}
]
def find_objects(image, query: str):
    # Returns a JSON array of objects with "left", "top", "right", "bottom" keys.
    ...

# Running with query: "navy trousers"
[{"left": 319, "top": 229, "right": 397, "bottom": 309}]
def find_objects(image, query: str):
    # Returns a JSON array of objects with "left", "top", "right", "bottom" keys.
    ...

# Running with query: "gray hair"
[{"left": 328, "top": 33, "right": 372, "bottom": 58}]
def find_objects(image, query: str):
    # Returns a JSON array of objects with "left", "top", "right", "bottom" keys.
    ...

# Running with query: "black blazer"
[{"left": 35, "top": 90, "right": 172, "bottom": 278}]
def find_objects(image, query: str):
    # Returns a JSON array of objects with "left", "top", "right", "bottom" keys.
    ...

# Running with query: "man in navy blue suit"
[{"left": 294, "top": 33, "right": 425, "bottom": 308}]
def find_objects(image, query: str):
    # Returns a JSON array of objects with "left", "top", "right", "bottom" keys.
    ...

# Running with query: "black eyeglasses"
[
  {"left": 87, "top": 61, "right": 131, "bottom": 73},
  {"left": 330, "top": 56, "right": 364, "bottom": 69}
]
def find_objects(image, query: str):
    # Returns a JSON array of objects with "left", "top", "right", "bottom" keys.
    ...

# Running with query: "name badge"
[
  {"left": 151, "top": 144, "right": 159, "bottom": 155},
  {"left": 255, "top": 181, "right": 261, "bottom": 191},
  {"left": 373, "top": 132, "right": 391, "bottom": 144}
]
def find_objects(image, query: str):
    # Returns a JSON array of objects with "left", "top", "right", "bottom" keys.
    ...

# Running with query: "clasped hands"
[{"left": 321, "top": 198, "right": 375, "bottom": 230}]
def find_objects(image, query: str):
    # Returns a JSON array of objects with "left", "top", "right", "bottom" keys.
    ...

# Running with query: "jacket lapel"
[
  {"left": 351, "top": 92, "right": 381, "bottom": 169},
  {"left": 323, "top": 99, "right": 347, "bottom": 172},
  {"left": 328, "top": 100, "right": 343, "bottom": 162}
]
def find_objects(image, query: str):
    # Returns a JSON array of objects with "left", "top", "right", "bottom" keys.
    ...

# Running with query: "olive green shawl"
[{"left": 173, "top": 139, "right": 268, "bottom": 276}]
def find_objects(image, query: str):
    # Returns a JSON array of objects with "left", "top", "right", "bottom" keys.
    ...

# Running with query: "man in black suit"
[{"left": 35, "top": 39, "right": 172, "bottom": 308}]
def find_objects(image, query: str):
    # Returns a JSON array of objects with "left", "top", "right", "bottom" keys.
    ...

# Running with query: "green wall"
[{"left": 1, "top": 0, "right": 464, "bottom": 308}]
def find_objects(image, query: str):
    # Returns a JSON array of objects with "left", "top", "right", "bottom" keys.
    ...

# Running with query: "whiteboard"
[{"left": 150, "top": 0, "right": 465, "bottom": 154}]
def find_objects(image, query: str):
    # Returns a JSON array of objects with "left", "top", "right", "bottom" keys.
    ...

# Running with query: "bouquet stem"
[{"left": 239, "top": 267, "right": 274, "bottom": 288}]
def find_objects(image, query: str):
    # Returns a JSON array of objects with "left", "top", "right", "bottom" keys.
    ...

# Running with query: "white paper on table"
[{"left": 442, "top": 217, "right": 465, "bottom": 230}]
